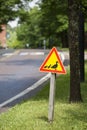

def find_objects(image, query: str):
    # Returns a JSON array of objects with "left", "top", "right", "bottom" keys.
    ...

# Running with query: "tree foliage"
[
  {"left": 39, "top": 0, "right": 68, "bottom": 47},
  {"left": 0, "top": 0, "right": 30, "bottom": 24},
  {"left": 40, "top": 0, "right": 68, "bottom": 34},
  {"left": 16, "top": 0, "right": 87, "bottom": 48},
  {"left": 16, "top": 0, "right": 69, "bottom": 48},
  {"left": 17, "top": 7, "right": 43, "bottom": 48}
]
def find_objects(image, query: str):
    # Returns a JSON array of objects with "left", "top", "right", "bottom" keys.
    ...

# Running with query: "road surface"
[{"left": 0, "top": 49, "right": 49, "bottom": 107}]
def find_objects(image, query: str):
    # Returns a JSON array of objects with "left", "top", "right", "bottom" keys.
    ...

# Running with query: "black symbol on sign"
[
  {"left": 51, "top": 61, "right": 58, "bottom": 69},
  {"left": 44, "top": 61, "right": 58, "bottom": 69},
  {"left": 44, "top": 64, "right": 51, "bottom": 68}
]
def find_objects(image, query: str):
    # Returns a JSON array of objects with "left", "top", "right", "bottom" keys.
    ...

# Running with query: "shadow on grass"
[
  {"left": 65, "top": 105, "right": 87, "bottom": 124},
  {"left": 38, "top": 116, "right": 48, "bottom": 122}
]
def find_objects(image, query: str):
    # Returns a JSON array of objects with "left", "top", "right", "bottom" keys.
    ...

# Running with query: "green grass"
[{"left": 0, "top": 64, "right": 87, "bottom": 130}]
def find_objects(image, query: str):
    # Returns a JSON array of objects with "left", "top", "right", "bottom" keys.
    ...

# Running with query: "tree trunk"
[
  {"left": 68, "top": 0, "right": 82, "bottom": 102},
  {"left": 79, "top": 4, "right": 85, "bottom": 82}
]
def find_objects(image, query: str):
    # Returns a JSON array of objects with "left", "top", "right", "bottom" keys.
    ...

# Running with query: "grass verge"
[{"left": 0, "top": 63, "right": 87, "bottom": 130}]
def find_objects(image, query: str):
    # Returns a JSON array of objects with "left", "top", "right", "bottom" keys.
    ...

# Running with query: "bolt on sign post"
[{"left": 39, "top": 47, "right": 66, "bottom": 122}]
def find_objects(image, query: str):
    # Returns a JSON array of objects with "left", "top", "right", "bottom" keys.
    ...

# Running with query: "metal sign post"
[
  {"left": 39, "top": 47, "right": 66, "bottom": 123},
  {"left": 48, "top": 73, "right": 56, "bottom": 122}
]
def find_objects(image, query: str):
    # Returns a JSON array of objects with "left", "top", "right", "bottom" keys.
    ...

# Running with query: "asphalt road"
[{"left": 0, "top": 49, "right": 49, "bottom": 107}]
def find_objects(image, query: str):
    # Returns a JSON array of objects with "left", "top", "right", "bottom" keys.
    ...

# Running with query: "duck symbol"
[
  {"left": 48, "top": 64, "right": 51, "bottom": 68},
  {"left": 51, "top": 61, "right": 58, "bottom": 69},
  {"left": 44, "top": 64, "right": 51, "bottom": 68},
  {"left": 44, "top": 65, "right": 48, "bottom": 68}
]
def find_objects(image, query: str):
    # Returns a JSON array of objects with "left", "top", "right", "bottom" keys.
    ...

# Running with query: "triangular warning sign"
[{"left": 39, "top": 47, "right": 66, "bottom": 74}]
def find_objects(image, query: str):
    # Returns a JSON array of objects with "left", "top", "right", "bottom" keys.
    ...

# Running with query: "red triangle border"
[{"left": 39, "top": 47, "right": 66, "bottom": 74}]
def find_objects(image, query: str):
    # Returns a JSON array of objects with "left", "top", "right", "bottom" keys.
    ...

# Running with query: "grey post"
[{"left": 48, "top": 73, "right": 56, "bottom": 122}]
